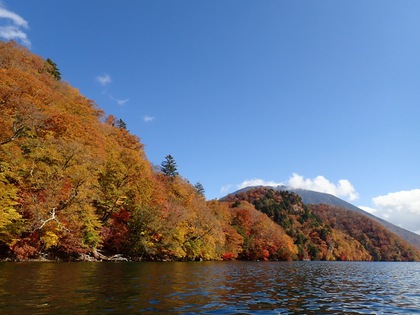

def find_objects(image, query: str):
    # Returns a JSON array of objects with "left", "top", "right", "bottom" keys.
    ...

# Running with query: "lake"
[{"left": 0, "top": 261, "right": 419, "bottom": 314}]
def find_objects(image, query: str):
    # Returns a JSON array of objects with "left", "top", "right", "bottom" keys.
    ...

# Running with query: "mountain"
[
  {"left": 277, "top": 186, "right": 420, "bottom": 249},
  {"left": 226, "top": 185, "right": 420, "bottom": 249},
  {"left": 222, "top": 187, "right": 419, "bottom": 261}
]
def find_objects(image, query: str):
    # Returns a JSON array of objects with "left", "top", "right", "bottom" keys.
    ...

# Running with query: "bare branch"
[{"left": 35, "top": 208, "right": 70, "bottom": 232}]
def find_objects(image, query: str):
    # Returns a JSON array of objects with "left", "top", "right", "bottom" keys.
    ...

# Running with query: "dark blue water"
[{"left": 0, "top": 261, "right": 419, "bottom": 314}]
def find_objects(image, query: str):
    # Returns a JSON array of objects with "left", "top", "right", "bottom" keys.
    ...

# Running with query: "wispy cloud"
[
  {"left": 0, "top": 7, "right": 28, "bottom": 27},
  {"left": 220, "top": 184, "right": 233, "bottom": 195},
  {"left": 228, "top": 173, "right": 359, "bottom": 202},
  {"left": 117, "top": 98, "right": 129, "bottom": 106},
  {"left": 96, "top": 73, "right": 112, "bottom": 86},
  {"left": 143, "top": 115, "right": 155, "bottom": 123},
  {"left": 0, "top": 5, "right": 30, "bottom": 47},
  {"left": 95, "top": 73, "right": 129, "bottom": 106}
]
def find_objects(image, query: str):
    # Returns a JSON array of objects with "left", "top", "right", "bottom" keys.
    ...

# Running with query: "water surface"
[{"left": 0, "top": 261, "right": 419, "bottom": 314}]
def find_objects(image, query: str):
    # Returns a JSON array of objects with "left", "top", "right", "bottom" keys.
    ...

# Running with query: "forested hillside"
[
  {"left": 277, "top": 186, "right": 420, "bottom": 249},
  {"left": 224, "top": 188, "right": 420, "bottom": 261},
  {"left": 0, "top": 41, "right": 227, "bottom": 261},
  {"left": 310, "top": 204, "right": 419, "bottom": 261},
  {"left": 1, "top": 41, "right": 419, "bottom": 262}
]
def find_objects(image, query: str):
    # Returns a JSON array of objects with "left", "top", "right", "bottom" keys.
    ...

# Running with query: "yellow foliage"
[
  {"left": 331, "top": 229, "right": 372, "bottom": 261},
  {"left": 40, "top": 230, "right": 59, "bottom": 250},
  {"left": 0, "top": 166, "right": 22, "bottom": 242}
]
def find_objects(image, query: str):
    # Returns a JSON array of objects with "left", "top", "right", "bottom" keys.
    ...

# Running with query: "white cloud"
[
  {"left": 373, "top": 189, "right": 420, "bottom": 215},
  {"left": 0, "top": 7, "right": 28, "bottom": 27},
  {"left": 370, "top": 189, "right": 420, "bottom": 234},
  {"left": 232, "top": 173, "right": 358, "bottom": 202},
  {"left": 287, "top": 173, "right": 359, "bottom": 201},
  {"left": 358, "top": 206, "right": 378, "bottom": 215},
  {"left": 0, "top": 6, "right": 30, "bottom": 47},
  {"left": 117, "top": 98, "right": 129, "bottom": 106},
  {"left": 0, "top": 26, "right": 30, "bottom": 46},
  {"left": 143, "top": 115, "right": 155, "bottom": 123},
  {"left": 238, "top": 178, "right": 283, "bottom": 189},
  {"left": 96, "top": 73, "right": 112, "bottom": 86}
]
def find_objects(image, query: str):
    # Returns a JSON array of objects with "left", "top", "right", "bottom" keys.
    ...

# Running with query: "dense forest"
[
  {"left": 1, "top": 41, "right": 419, "bottom": 262},
  {"left": 224, "top": 189, "right": 419, "bottom": 261}
]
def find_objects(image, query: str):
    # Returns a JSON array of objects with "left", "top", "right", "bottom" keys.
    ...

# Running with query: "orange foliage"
[{"left": 311, "top": 204, "right": 420, "bottom": 261}]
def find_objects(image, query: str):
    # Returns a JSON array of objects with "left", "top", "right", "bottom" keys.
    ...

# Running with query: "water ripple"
[{"left": 0, "top": 261, "right": 420, "bottom": 314}]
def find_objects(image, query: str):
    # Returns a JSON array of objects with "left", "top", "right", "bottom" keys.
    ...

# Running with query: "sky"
[{"left": 1, "top": 1, "right": 420, "bottom": 235}]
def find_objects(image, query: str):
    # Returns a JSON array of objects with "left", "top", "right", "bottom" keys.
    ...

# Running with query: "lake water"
[{"left": 0, "top": 261, "right": 419, "bottom": 314}]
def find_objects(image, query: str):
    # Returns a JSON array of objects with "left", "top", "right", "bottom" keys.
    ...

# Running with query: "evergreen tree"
[
  {"left": 194, "top": 182, "right": 205, "bottom": 196},
  {"left": 46, "top": 58, "right": 61, "bottom": 81},
  {"left": 117, "top": 118, "right": 127, "bottom": 130},
  {"left": 161, "top": 155, "right": 178, "bottom": 178}
]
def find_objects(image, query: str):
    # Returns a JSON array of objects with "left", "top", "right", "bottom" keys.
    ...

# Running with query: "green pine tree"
[
  {"left": 46, "top": 58, "right": 61, "bottom": 81},
  {"left": 194, "top": 182, "right": 205, "bottom": 196},
  {"left": 161, "top": 155, "right": 178, "bottom": 178}
]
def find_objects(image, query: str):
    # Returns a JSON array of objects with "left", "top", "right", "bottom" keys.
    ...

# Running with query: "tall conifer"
[{"left": 161, "top": 155, "right": 178, "bottom": 178}]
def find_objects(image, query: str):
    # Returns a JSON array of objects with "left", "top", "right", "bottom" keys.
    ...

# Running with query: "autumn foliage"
[
  {"left": 0, "top": 41, "right": 230, "bottom": 261},
  {"left": 224, "top": 188, "right": 420, "bottom": 261},
  {"left": 1, "top": 41, "right": 419, "bottom": 262},
  {"left": 311, "top": 204, "right": 420, "bottom": 261}
]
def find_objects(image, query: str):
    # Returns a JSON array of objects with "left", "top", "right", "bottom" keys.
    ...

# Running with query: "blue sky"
[{"left": 1, "top": 1, "right": 420, "bottom": 234}]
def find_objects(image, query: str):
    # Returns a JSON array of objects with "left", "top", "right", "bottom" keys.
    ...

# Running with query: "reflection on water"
[{"left": 0, "top": 261, "right": 419, "bottom": 314}]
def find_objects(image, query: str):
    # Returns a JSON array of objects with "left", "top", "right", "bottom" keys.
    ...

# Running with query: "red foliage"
[
  {"left": 222, "top": 252, "right": 235, "bottom": 261},
  {"left": 12, "top": 243, "right": 38, "bottom": 260},
  {"left": 100, "top": 208, "right": 130, "bottom": 253},
  {"left": 11, "top": 234, "right": 40, "bottom": 260}
]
